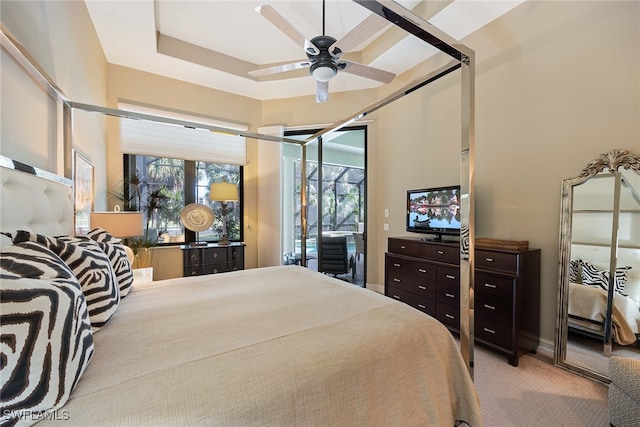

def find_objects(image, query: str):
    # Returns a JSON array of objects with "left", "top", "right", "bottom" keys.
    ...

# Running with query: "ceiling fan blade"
[
  {"left": 341, "top": 60, "right": 395, "bottom": 84},
  {"left": 249, "top": 61, "right": 311, "bottom": 78},
  {"left": 256, "top": 5, "right": 308, "bottom": 50},
  {"left": 329, "top": 13, "right": 388, "bottom": 55},
  {"left": 316, "top": 80, "right": 329, "bottom": 103}
]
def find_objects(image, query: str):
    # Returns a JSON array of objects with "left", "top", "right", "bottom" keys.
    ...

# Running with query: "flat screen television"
[{"left": 406, "top": 185, "right": 461, "bottom": 240}]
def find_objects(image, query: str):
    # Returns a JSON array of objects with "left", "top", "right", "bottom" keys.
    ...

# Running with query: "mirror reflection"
[{"left": 556, "top": 150, "right": 640, "bottom": 382}]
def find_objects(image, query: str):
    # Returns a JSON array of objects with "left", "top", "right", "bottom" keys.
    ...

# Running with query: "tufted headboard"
[{"left": 0, "top": 156, "right": 74, "bottom": 248}]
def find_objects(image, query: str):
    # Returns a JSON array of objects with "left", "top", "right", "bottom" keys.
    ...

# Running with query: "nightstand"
[{"left": 180, "top": 242, "right": 245, "bottom": 276}]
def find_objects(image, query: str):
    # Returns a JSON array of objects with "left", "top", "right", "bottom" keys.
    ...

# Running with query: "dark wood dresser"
[
  {"left": 385, "top": 236, "right": 540, "bottom": 366},
  {"left": 180, "top": 242, "right": 245, "bottom": 276},
  {"left": 474, "top": 246, "right": 541, "bottom": 366}
]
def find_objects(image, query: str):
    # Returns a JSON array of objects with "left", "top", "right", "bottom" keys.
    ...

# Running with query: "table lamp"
[
  {"left": 90, "top": 207, "right": 144, "bottom": 263},
  {"left": 209, "top": 181, "right": 238, "bottom": 245}
]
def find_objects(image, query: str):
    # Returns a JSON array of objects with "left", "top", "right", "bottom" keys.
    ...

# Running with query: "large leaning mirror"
[{"left": 555, "top": 149, "right": 640, "bottom": 383}]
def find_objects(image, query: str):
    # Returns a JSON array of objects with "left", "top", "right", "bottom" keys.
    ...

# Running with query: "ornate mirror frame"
[{"left": 554, "top": 149, "right": 640, "bottom": 383}]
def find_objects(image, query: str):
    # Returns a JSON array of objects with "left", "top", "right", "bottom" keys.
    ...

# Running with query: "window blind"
[{"left": 118, "top": 103, "right": 247, "bottom": 165}]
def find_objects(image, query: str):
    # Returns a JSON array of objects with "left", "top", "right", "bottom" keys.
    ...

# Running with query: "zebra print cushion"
[
  {"left": 13, "top": 230, "right": 120, "bottom": 331},
  {"left": 87, "top": 227, "right": 134, "bottom": 297},
  {"left": 0, "top": 242, "right": 94, "bottom": 425},
  {"left": 581, "top": 260, "right": 631, "bottom": 296},
  {"left": 569, "top": 259, "right": 581, "bottom": 283}
]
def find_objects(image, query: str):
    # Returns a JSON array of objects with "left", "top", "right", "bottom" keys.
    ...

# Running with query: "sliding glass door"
[{"left": 281, "top": 126, "right": 366, "bottom": 286}]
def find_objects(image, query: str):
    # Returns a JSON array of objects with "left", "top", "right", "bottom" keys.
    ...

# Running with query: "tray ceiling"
[{"left": 85, "top": 0, "right": 524, "bottom": 101}]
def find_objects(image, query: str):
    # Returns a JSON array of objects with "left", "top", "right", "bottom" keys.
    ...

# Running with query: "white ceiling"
[{"left": 84, "top": 0, "right": 525, "bottom": 101}]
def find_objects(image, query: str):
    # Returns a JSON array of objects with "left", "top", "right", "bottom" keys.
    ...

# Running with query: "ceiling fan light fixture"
[{"left": 311, "top": 63, "right": 337, "bottom": 82}]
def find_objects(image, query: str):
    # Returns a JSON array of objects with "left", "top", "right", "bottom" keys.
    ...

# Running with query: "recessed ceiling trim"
[{"left": 157, "top": 33, "right": 258, "bottom": 80}]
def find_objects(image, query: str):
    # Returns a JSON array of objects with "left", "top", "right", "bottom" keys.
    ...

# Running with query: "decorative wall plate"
[{"left": 180, "top": 203, "right": 214, "bottom": 232}]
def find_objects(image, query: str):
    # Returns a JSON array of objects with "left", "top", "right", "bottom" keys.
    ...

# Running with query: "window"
[{"left": 123, "top": 154, "right": 243, "bottom": 244}]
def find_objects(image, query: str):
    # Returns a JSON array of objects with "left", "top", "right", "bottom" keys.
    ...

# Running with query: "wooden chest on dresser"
[
  {"left": 180, "top": 243, "right": 245, "bottom": 276},
  {"left": 385, "top": 237, "right": 541, "bottom": 366}
]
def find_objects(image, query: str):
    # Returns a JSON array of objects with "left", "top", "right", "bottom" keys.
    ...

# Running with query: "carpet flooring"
[{"left": 473, "top": 344, "right": 609, "bottom": 426}]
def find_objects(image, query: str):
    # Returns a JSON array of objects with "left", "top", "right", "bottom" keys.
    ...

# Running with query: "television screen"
[{"left": 406, "top": 186, "right": 461, "bottom": 236}]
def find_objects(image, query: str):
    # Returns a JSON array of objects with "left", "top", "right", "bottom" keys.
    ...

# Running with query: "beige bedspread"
[
  {"left": 569, "top": 283, "right": 640, "bottom": 345},
  {"left": 38, "top": 266, "right": 482, "bottom": 426}
]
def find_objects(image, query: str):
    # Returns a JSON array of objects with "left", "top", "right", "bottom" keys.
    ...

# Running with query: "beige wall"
[
  {"left": 1, "top": 0, "right": 108, "bottom": 206},
  {"left": 371, "top": 0, "right": 640, "bottom": 345},
  {"left": 2, "top": 1, "right": 639, "bottom": 346}
]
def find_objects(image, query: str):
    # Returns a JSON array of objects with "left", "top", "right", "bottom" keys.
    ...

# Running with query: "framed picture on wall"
[{"left": 74, "top": 150, "right": 94, "bottom": 235}]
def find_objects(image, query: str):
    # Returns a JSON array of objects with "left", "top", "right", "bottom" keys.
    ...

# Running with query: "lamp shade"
[
  {"left": 89, "top": 211, "right": 144, "bottom": 238},
  {"left": 209, "top": 182, "right": 239, "bottom": 202}
]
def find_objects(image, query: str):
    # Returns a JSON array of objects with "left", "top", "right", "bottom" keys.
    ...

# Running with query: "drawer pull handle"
[
  {"left": 484, "top": 283, "right": 497, "bottom": 289},
  {"left": 190, "top": 254, "right": 197, "bottom": 261},
  {"left": 393, "top": 278, "right": 400, "bottom": 283},
  {"left": 393, "top": 263, "right": 400, "bottom": 267},
  {"left": 418, "top": 268, "right": 427, "bottom": 273},
  {"left": 400, "top": 245, "right": 406, "bottom": 249},
  {"left": 437, "top": 250, "right": 444, "bottom": 255},
  {"left": 484, "top": 327, "right": 496, "bottom": 334},
  {"left": 393, "top": 294, "right": 401, "bottom": 300},
  {"left": 446, "top": 293, "right": 455, "bottom": 298},
  {"left": 485, "top": 257, "right": 494, "bottom": 262},
  {"left": 445, "top": 314, "right": 455, "bottom": 319},
  {"left": 418, "top": 285, "right": 426, "bottom": 290},
  {"left": 446, "top": 274, "right": 456, "bottom": 280},
  {"left": 418, "top": 304, "right": 426, "bottom": 309},
  {"left": 484, "top": 304, "right": 496, "bottom": 310}
]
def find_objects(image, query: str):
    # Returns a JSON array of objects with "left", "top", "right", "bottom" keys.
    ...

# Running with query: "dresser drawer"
[
  {"left": 184, "top": 249, "right": 202, "bottom": 266},
  {"left": 202, "top": 263, "right": 227, "bottom": 274},
  {"left": 229, "top": 246, "right": 243, "bottom": 263},
  {"left": 476, "top": 315, "right": 512, "bottom": 349},
  {"left": 475, "top": 272, "right": 514, "bottom": 299},
  {"left": 421, "top": 243, "right": 460, "bottom": 264},
  {"left": 437, "top": 266, "right": 460, "bottom": 285},
  {"left": 387, "top": 287, "right": 436, "bottom": 317},
  {"left": 437, "top": 303, "right": 460, "bottom": 329},
  {"left": 388, "top": 239, "right": 420, "bottom": 257},
  {"left": 476, "top": 249, "right": 518, "bottom": 272},
  {"left": 437, "top": 280, "right": 459, "bottom": 307},
  {"left": 387, "top": 255, "right": 436, "bottom": 280},
  {"left": 184, "top": 265, "right": 202, "bottom": 276},
  {"left": 203, "top": 247, "right": 228, "bottom": 263},
  {"left": 476, "top": 292, "right": 512, "bottom": 324},
  {"left": 387, "top": 271, "right": 437, "bottom": 299}
]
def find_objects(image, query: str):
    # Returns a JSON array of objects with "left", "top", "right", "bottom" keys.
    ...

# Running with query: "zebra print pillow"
[
  {"left": 0, "top": 242, "right": 94, "bottom": 425},
  {"left": 569, "top": 259, "right": 582, "bottom": 283},
  {"left": 13, "top": 230, "right": 120, "bottom": 331},
  {"left": 581, "top": 260, "right": 631, "bottom": 296},
  {"left": 87, "top": 227, "right": 134, "bottom": 297}
]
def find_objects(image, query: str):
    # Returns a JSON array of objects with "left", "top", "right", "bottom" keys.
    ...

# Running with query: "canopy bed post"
[
  {"left": 460, "top": 52, "right": 476, "bottom": 376},
  {"left": 301, "top": 142, "right": 308, "bottom": 267},
  {"left": 352, "top": 0, "right": 476, "bottom": 376},
  {"left": 63, "top": 102, "right": 73, "bottom": 179}
]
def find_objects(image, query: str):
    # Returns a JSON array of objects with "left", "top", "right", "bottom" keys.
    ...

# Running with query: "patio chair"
[{"left": 318, "top": 235, "right": 355, "bottom": 280}]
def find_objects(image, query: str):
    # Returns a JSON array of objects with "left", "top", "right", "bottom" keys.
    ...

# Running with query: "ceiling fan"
[{"left": 249, "top": 1, "right": 395, "bottom": 102}]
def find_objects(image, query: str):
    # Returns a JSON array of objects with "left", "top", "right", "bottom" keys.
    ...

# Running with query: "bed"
[
  {"left": 567, "top": 246, "right": 640, "bottom": 346},
  {"left": 0, "top": 160, "right": 482, "bottom": 426}
]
